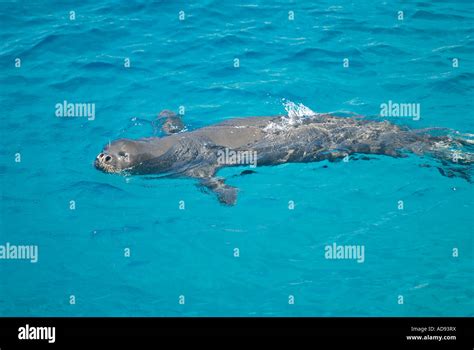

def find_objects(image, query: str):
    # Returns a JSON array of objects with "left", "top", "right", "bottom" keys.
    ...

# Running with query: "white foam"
[
  {"left": 264, "top": 99, "right": 318, "bottom": 132},
  {"left": 284, "top": 100, "right": 317, "bottom": 119}
]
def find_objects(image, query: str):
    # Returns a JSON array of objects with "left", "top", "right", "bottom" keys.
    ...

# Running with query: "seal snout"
[
  {"left": 95, "top": 152, "right": 115, "bottom": 172},
  {"left": 97, "top": 153, "right": 111, "bottom": 161},
  {"left": 96, "top": 152, "right": 112, "bottom": 163}
]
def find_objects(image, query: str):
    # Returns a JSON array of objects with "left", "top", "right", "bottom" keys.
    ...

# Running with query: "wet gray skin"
[{"left": 95, "top": 113, "right": 472, "bottom": 205}]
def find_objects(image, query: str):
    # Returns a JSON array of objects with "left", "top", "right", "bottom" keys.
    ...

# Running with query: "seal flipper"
[
  {"left": 199, "top": 177, "right": 238, "bottom": 206},
  {"left": 183, "top": 163, "right": 238, "bottom": 205},
  {"left": 154, "top": 110, "right": 185, "bottom": 135}
]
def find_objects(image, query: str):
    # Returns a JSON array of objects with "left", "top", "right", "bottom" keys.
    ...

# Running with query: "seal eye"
[{"left": 118, "top": 152, "right": 130, "bottom": 161}]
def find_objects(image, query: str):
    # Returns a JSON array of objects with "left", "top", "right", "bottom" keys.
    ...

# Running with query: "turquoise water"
[{"left": 1, "top": 1, "right": 473, "bottom": 316}]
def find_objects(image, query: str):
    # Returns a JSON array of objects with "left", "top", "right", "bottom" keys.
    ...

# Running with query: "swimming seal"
[{"left": 95, "top": 111, "right": 472, "bottom": 205}]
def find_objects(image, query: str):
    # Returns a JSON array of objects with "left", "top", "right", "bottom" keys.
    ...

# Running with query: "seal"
[{"left": 95, "top": 111, "right": 472, "bottom": 205}]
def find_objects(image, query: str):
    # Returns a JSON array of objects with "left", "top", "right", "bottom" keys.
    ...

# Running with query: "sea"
[{"left": 0, "top": 0, "right": 473, "bottom": 316}]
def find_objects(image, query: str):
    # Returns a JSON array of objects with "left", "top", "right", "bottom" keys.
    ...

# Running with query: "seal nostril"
[{"left": 105, "top": 156, "right": 111, "bottom": 162}]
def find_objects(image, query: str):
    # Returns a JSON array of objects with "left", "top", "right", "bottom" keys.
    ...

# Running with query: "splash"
[
  {"left": 264, "top": 99, "right": 318, "bottom": 132},
  {"left": 283, "top": 99, "right": 318, "bottom": 120}
]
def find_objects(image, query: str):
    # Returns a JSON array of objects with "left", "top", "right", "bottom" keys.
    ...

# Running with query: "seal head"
[{"left": 95, "top": 139, "right": 142, "bottom": 173}]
